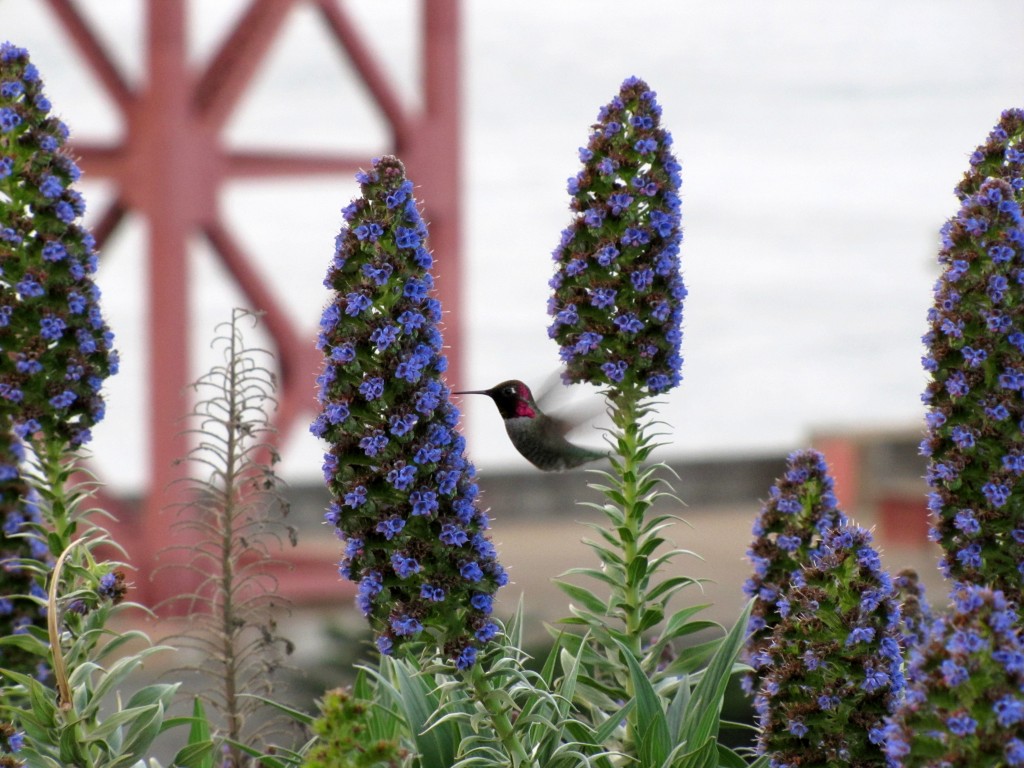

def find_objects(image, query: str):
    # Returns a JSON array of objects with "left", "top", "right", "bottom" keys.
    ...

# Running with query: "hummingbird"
[{"left": 455, "top": 379, "right": 607, "bottom": 471}]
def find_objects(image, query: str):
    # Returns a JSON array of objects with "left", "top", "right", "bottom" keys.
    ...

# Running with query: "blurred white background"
[{"left": 3, "top": 0, "right": 1023, "bottom": 492}]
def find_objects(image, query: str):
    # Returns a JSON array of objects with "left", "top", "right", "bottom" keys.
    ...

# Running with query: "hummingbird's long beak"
[{"left": 453, "top": 389, "right": 489, "bottom": 396}]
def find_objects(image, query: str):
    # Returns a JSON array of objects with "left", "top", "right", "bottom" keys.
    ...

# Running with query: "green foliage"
[
  {"left": 544, "top": 390, "right": 749, "bottom": 767},
  {"left": 353, "top": 605, "right": 629, "bottom": 768},
  {"left": 0, "top": 473, "right": 184, "bottom": 768}
]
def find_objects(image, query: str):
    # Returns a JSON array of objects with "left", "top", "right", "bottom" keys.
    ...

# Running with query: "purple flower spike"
[
  {"left": 548, "top": 77, "right": 685, "bottom": 395},
  {"left": 315, "top": 156, "right": 503, "bottom": 666},
  {"left": 0, "top": 42, "right": 116, "bottom": 449},
  {"left": 922, "top": 109, "right": 1024, "bottom": 603}
]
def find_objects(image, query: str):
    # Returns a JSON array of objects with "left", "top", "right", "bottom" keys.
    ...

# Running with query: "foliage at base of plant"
[
  {"left": 356, "top": 606, "right": 630, "bottom": 768},
  {"left": 0, "top": 458, "right": 185, "bottom": 768}
]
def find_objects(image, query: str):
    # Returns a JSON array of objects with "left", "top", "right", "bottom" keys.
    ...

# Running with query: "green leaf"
[
  {"left": 613, "top": 639, "right": 670, "bottom": 767},
  {"left": 179, "top": 698, "right": 214, "bottom": 768},
  {"left": 592, "top": 698, "right": 634, "bottom": 745},
  {"left": 674, "top": 736, "right": 718, "bottom": 768},
  {"left": 237, "top": 693, "right": 315, "bottom": 727},
  {"left": 635, "top": 607, "right": 663, "bottom": 633},
  {"left": 85, "top": 704, "right": 159, "bottom": 742},
  {"left": 665, "top": 674, "right": 690, "bottom": 742},
  {"left": 172, "top": 739, "right": 217, "bottom": 768},
  {"left": 59, "top": 722, "right": 90, "bottom": 766},
  {"left": 716, "top": 744, "right": 755, "bottom": 768},
  {"left": 126, "top": 683, "right": 179, "bottom": 710},
  {"left": 0, "top": 632, "right": 51, "bottom": 656},
  {"left": 626, "top": 555, "right": 649, "bottom": 586},
  {"left": 387, "top": 658, "right": 460, "bottom": 768},
  {"left": 647, "top": 575, "right": 702, "bottom": 603},
  {"left": 559, "top": 566, "right": 622, "bottom": 588},
  {"left": 679, "top": 600, "right": 753, "bottom": 749},
  {"left": 553, "top": 580, "right": 608, "bottom": 614}
]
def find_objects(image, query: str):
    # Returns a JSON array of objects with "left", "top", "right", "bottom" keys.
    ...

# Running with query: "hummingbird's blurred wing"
[{"left": 533, "top": 370, "right": 609, "bottom": 437}]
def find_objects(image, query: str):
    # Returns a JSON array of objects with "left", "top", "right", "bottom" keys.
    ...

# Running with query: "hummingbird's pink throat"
[{"left": 514, "top": 402, "right": 536, "bottom": 419}]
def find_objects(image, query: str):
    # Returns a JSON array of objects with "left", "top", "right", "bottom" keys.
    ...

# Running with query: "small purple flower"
[{"left": 460, "top": 561, "right": 483, "bottom": 582}]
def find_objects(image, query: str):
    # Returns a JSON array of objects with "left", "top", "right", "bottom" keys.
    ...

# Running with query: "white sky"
[{"left": 3, "top": 0, "right": 1023, "bottom": 492}]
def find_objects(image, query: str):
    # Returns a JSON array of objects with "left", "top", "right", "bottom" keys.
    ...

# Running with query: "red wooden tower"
[{"left": 42, "top": 0, "right": 463, "bottom": 605}]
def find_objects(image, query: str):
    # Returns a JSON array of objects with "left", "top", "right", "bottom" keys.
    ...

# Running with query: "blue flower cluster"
[
  {"left": 884, "top": 586, "right": 1024, "bottom": 766},
  {"left": 0, "top": 42, "right": 117, "bottom": 449},
  {"left": 314, "top": 156, "right": 504, "bottom": 667},
  {"left": 743, "top": 449, "right": 848, "bottom": 694},
  {"left": 755, "top": 524, "right": 905, "bottom": 767},
  {"left": 547, "top": 76, "right": 685, "bottom": 395},
  {"left": 921, "top": 111, "right": 1024, "bottom": 601},
  {"left": 0, "top": 428, "right": 49, "bottom": 681},
  {"left": 1, "top": 720, "right": 25, "bottom": 760},
  {"left": 956, "top": 108, "right": 1024, "bottom": 202}
]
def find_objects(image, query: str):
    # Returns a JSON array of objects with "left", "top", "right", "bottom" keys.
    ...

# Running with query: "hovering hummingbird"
[{"left": 455, "top": 379, "right": 607, "bottom": 471}]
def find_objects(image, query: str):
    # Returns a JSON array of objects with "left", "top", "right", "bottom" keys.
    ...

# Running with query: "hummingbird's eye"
[{"left": 504, "top": 386, "right": 515, "bottom": 396}]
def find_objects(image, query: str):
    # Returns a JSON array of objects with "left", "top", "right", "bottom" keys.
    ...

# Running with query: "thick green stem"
[
  {"left": 467, "top": 663, "right": 530, "bottom": 767},
  {"left": 606, "top": 389, "right": 650, "bottom": 757}
]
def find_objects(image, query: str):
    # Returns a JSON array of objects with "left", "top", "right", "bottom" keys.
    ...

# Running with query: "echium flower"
[
  {"left": 314, "top": 155, "right": 504, "bottom": 667},
  {"left": 1, "top": 720, "right": 26, "bottom": 766},
  {"left": 755, "top": 524, "right": 904, "bottom": 767},
  {"left": 0, "top": 42, "right": 117, "bottom": 448},
  {"left": 920, "top": 170, "right": 1024, "bottom": 600},
  {"left": 548, "top": 76, "right": 685, "bottom": 395},
  {"left": 955, "top": 107, "right": 1024, "bottom": 202},
  {"left": 0, "top": 427, "right": 49, "bottom": 681},
  {"left": 884, "top": 586, "right": 1024, "bottom": 767},
  {"left": 742, "top": 449, "right": 847, "bottom": 694}
]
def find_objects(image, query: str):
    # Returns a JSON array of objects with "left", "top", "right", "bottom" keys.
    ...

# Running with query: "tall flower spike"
[
  {"left": 883, "top": 586, "right": 1024, "bottom": 767},
  {"left": 755, "top": 524, "right": 904, "bottom": 767},
  {"left": 314, "top": 156, "right": 504, "bottom": 666},
  {"left": 742, "top": 449, "right": 847, "bottom": 694},
  {"left": 548, "top": 76, "right": 685, "bottom": 395},
  {"left": 921, "top": 169, "right": 1024, "bottom": 601},
  {"left": 0, "top": 41, "right": 117, "bottom": 449}
]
